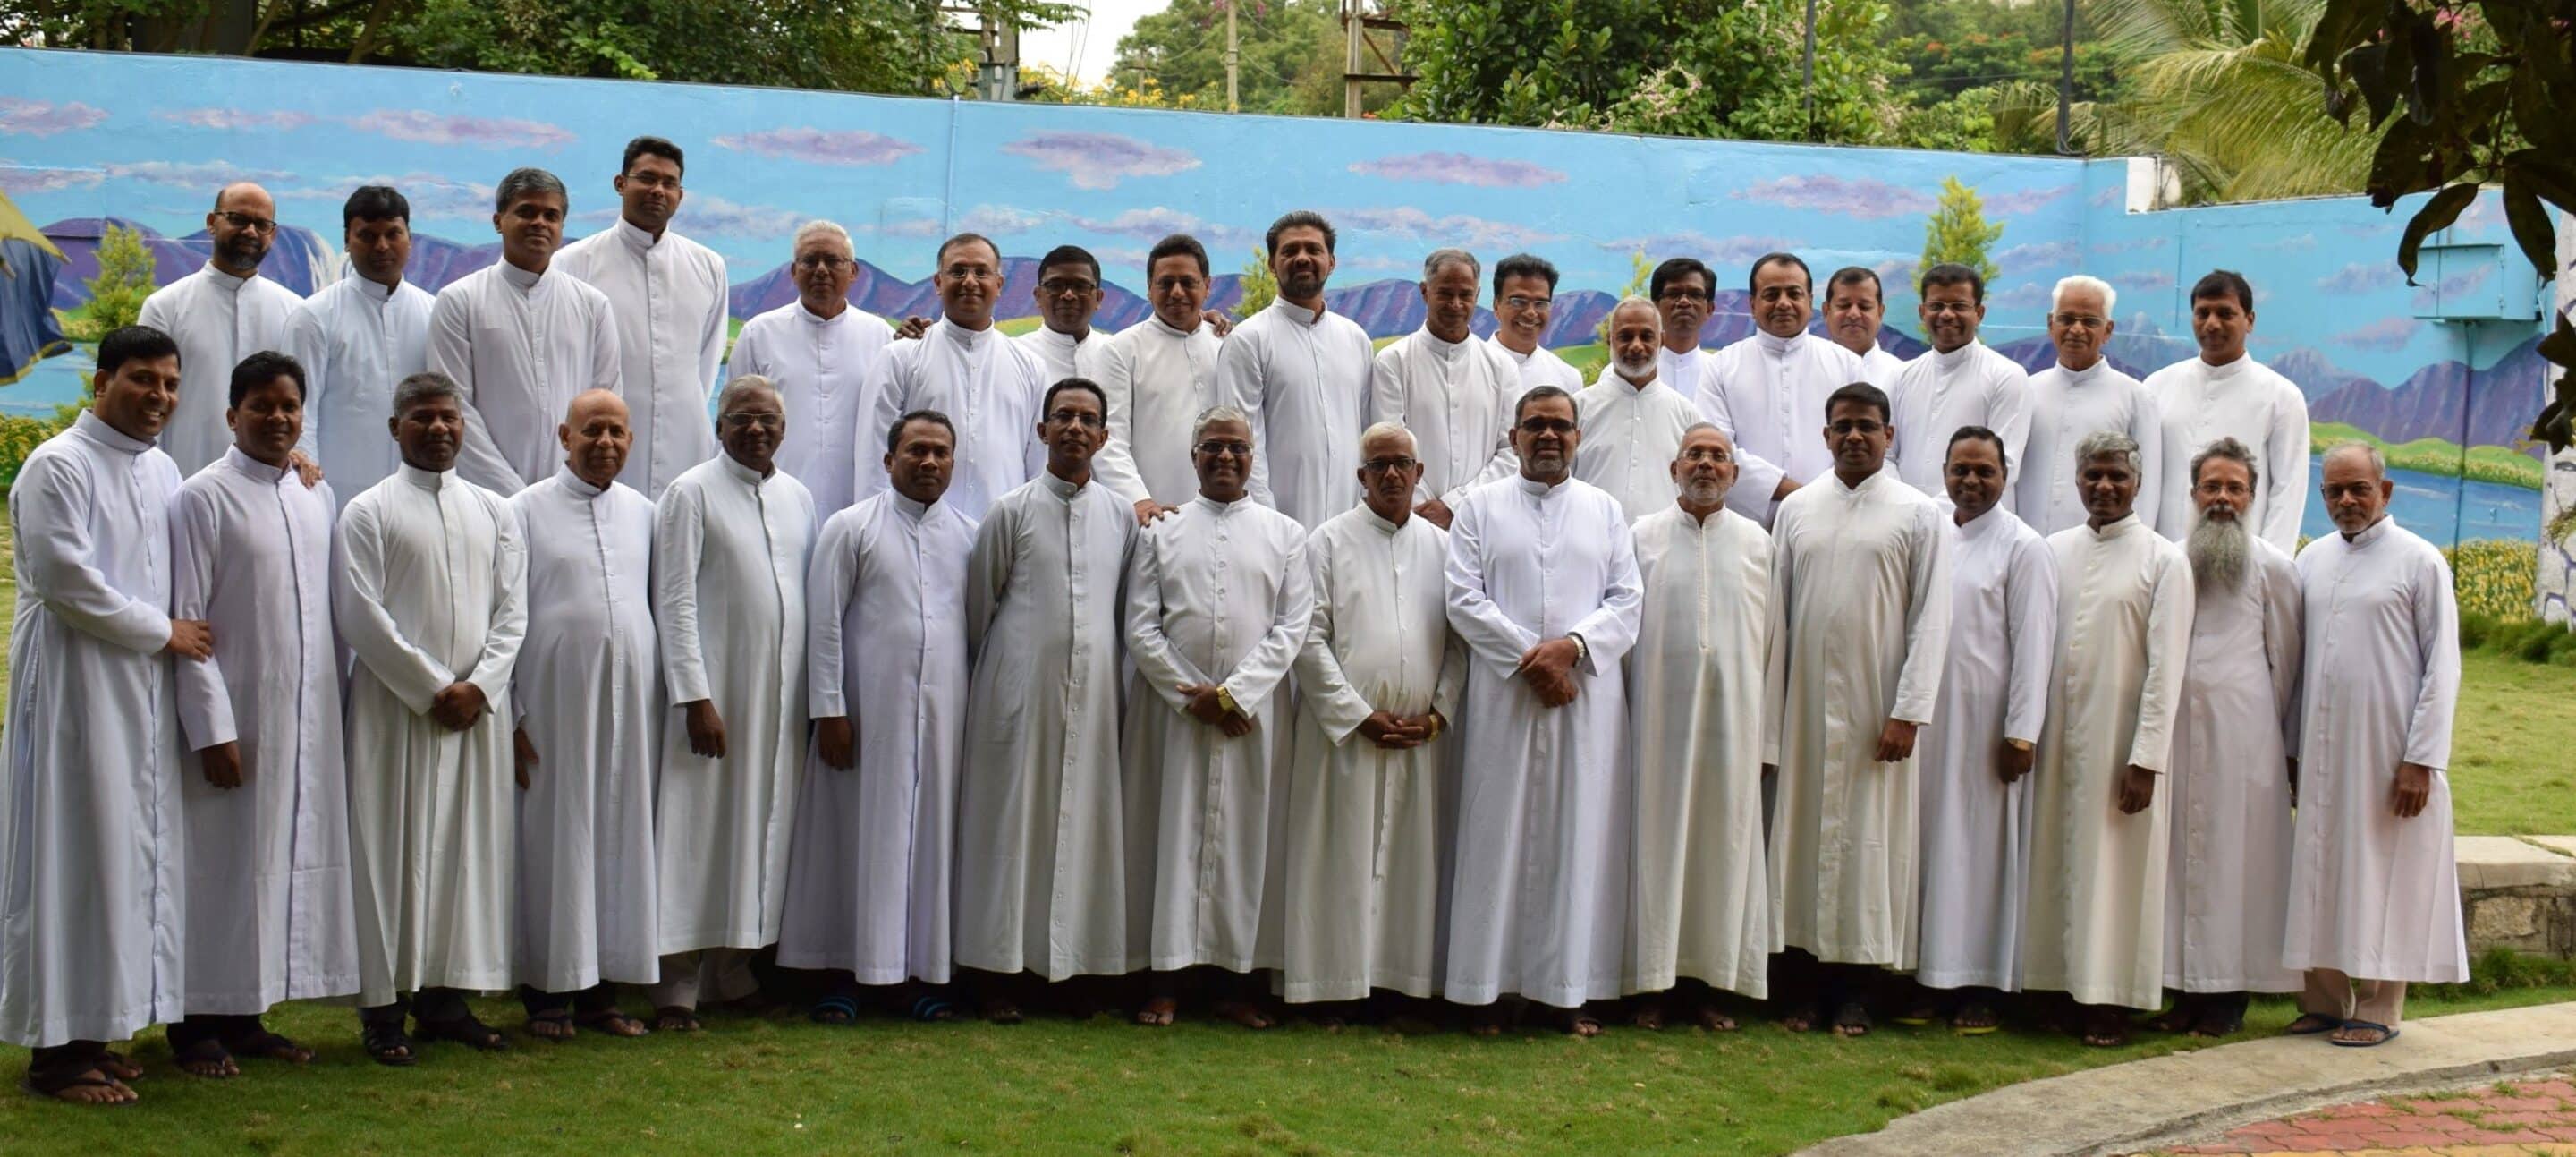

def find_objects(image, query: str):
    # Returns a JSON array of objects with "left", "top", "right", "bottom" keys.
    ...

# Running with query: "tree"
[
  {"left": 1597, "top": 249, "right": 1649, "bottom": 344},
  {"left": 59, "top": 223, "right": 154, "bottom": 343},
  {"left": 1103, "top": 0, "right": 1342, "bottom": 115},
  {"left": 1919, "top": 176, "right": 2003, "bottom": 286},
  {"left": 1236, "top": 247, "right": 1276, "bottom": 317}
]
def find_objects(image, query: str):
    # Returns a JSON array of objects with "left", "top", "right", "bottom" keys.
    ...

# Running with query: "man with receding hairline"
[
  {"left": 860, "top": 233, "right": 1047, "bottom": 522},
  {"left": 1371, "top": 249, "right": 1519, "bottom": 530},
  {"left": 1821, "top": 266, "right": 1906, "bottom": 388},
  {"left": 1574, "top": 297, "right": 1702, "bottom": 521},
  {"left": 140, "top": 181, "right": 306, "bottom": 477},
  {"left": 1886, "top": 263, "right": 2030, "bottom": 505},
  {"left": 1097, "top": 234, "right": 1226, "bottom": 523},
  {"left": 730, "top": 220, "right": 896, "bottom": 524},
  {"left": 2019, "top": 275, "right": 2163, "bottom": 536}
]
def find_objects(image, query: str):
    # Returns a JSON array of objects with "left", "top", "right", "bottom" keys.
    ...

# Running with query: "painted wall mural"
[{"left": 0, "top": 48, "right": 2556, "bottom": 614}]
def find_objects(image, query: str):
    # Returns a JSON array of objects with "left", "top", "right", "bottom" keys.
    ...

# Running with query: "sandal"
[
  {"left": 1830, "top": 1000, "right": 1872, "bottom": 1038},
  {"left": 908, "top": 994, "right": 961, "bottom": 1023},
  {"left": 653, "top": 1006, "right": 702, "bottom": 1033},
  {"left": 172, "top": 1035, "right": 239, "bottom": 1079},
  {"left": 2284, "top": 1012, "right": 2344, "bottom": 1036},
  {"left": 20, "top": 1068, "right": 137, "bottom": 1106},
  {"left": 415, "top": 1011, "right": 511, "bottom": 1051},
  {"left": 94, "top": 1051, "right": 142, "bottom": 1082},
  {"left": 1950, "top": 1002, "right": 2001, "bottom": 1036},
  {"left": 361, "top": 1020, "right": 418, "bottom": 1067},
  {"left": 2079, "top": 1008, "right": 2130, "bottom": 1048},
  {"left": 222, "top": 1027, "right": 314, "bottom": 1065},
  {"left": 526, "top": 1008, "right": 577, "bottom": 1042},
  {"left": 2329, "top": 1020, "right": 2400, "bottom": 1047},
  {"left": 809, "top": 994, "right": 860, "bottom": 1025},
  {"left": 2189, "top": 1009, "right": 2245, "bottom": 1039},
  {"left": 573, "top": 1007, "right": 650, "bottom": 1037}
]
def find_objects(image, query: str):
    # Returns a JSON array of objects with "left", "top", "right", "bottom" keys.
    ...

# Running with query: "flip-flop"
[
  {"left": 908, "top": 994, "right": 960, "bottom": 1023},
  {"left": 809, "top": 994, "right": 860, "bottom": 1025},
  {"left": 2284, "top": 1012, "right": 2344, "bottom": 1036},
  {"left": 20, "top": 1070, "right": 137, "bottom": 1106},
  {"left": 222, "top": 1027, "right": 315, "bottom": 1064},
  {"left": 171, "top": 1035, "right": 239, "bottom": 1078},
  {"left": 573, "top": 1007, "right": 651, "bottom": 1037},
  {"left": 2330, "top": 1020, "right": 2400, "bottom": 1047},
  {"left": 361, "top": 1020, "right": 419, "bottom": 1067}
]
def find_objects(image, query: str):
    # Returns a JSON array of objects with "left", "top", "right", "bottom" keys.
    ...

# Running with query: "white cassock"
[
  {"left": 777, "top": 492, "right": 974, "bottom": 984},
  {"left": 653, "top": 456, "right": 815, "bottom": 955},
  {"left": 1017, "top": 325, "right": 1113, "bottom": 388},
  {"left": 555, "top": 220, "right": 727, "bottom": 495},
  {"left": 1370, "top": 328, "right": 1519, "bottom": 508},
  {"left": 953, "top": 472, "right": 1141, "bottom": 979},
  {"left": 1654, "top": 345, "right": 1709, "bottom": 405},
  {"left": 508, "top": 468, "right": 661, "bottom": 991},
  {"left": 427, "top": 259, "right": 623, "bottom": 495},
  {"left": 1916, "top": 506, "right": 2055, "bottom": 991},
  {"left": 1626, "top": 503, "right": 1772, "bottom": 998},
  {"left": 1697, "top": 331, "right": 1864, "bottom": 520},
  {"left": 2165, "top": 535, "right": 2301, "bottom": 993},
  {"left": 859, "top": 318, "right": 1046, "bottom": 522},
  {"left": 1283, "top": 507, "right": 1463, "bottom": 1002},
  {"left": 1854, "top": 343, "right": 1908, "bottom": 390},
  {"left": 1888, "top": 341, "right": 2032, "bottom": 505},
  {"left": 1222, "top": 300, "right": 1376, "bottom": 528},
  {"left": 2284, "top": 517, "right": 2467, "bottom": 983},
  {"left": 1491, "top": 336, "right": 1585, "bottom": 393},
  {"left": 136, "top": 261, "right": 302, "bottom": 477},
  {"left": 0, "top": 413, "right": 186, "bottom": 1046},
  {"left": 336, "top": 463, "right": 527, "bottom": 1005},
  {"left": 2021, "top": 514, "right": 2192, "bottom": 1010},
  {"left": 2147, "top": 354, "right": 2311, "bottom": 551},
  {"left": 2017, "top": 360, "right": 2165, "bottom": 536},
  {"left": 1767, "top": 468, "right": 1952, "bottom": 966},
  {"left": 173, "top": 449, "right": 358, "bottom": 1013},
  {"left": 1444, "top": 475, "right": 1643, "bottom": 1007},
  {"left": 1096, "top": 316, "right": 1224, "bottom": 509},
  {"left": 1124, "top": 496, "right": 1312, "bottom": 973},
  {"left": 728, "top": 301, "right": 895, "bottom": 523},
  {"left": 1572, "top": 367, "right": 1701, "bottom": 523},
  {"left": 285, "top": 269, "right": 434, "bottom": 509}
]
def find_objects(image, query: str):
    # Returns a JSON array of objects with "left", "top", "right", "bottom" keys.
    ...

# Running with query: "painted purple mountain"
[
  {"left": 403, "top": 234, "right": 501, "bottom": 294},
  {"left": 2268, "top": 346, "right": 2377, "bottom": 401},
  {"left": 43, "top": 217, "right": 335, "bottom": 309},
  {"left": 2309, "top": 335, "right": 2546, "bottom": 455}
]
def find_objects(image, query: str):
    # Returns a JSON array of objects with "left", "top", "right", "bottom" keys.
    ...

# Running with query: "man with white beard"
[
  {"left": 1445, "top": 385, "right": 1643, "bottom": 1035},
  {"left": 2021, "top": 431, "right": 2193, "bottom": 1049},
  {"left": 1487, "top": 253, "right": 1586, "bottom": 392},
  {"left": 2282, "top": 443, "right": 2466, "bottom": 1047},
  {"left": 649, "top": 377, "right": 817, "bottom": 1031},
  {"left": 1017, "top": 244, "right": 1114, "bottom": 386},
  {"left": 1699, "top": 252, "right": 1861, "bottom": 521},
  {"left": 2156, "top": 437, "right": 2301, "bottom": 1039},
  {"left": 1574, "top": 298, "right": 1702, "bottom": 521},
  {"left": 1625, "top": 424, "right": 1770, "bottom": 1031},
  {"left": 1886, "top": 263, "right": 2030, "bottom": 503},
  {"left": 1908, "top": 428, "right": 2055, "bottom": 1034},
  {"left": 507, "top": 389, "right": 659, "bottom": 1042},
  {"left": 1222, "top": 211, "right": 1377, "bottom": 529},
  {"left": 2017, "top": 276, "right": 2164, "bottom": 536},
  {"left": 2148, "top": 271, "right": 2309, "bottom": 552},
  {"left": 1097, "top": 234, "right": 1224, "bottom": 523},
  {"left": 1821, "top": 267, "right": 1907, "bottom": 388},
  {"left": 1282, "top": 423, "right": 1462, "bottom": 1023},
  {"left": 1648, "top": 258, "right": 1717, "bottom": 401},
  {"left": 860, "top": 233, "right": 1046, "bottom": 522},
  {"left": 288, "top": 184, "right": 433, "bottom": 508},
  {"left": 138, "top": 182, "right": 306, "bottom": 477},
  {"left": 1126, "top": 407, "right": 1312, "bottom": 1029},
  {"left": 728, "top": 220, "right": 895, "bottom": 523},
  {"left": 1371, "top": 249, "right": 1518, "bottom": 530}
]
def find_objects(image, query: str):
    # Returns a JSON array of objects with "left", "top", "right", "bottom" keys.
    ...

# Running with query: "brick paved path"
[{"left": 2157, "top": 1072, "right": 2576, "bottom": 1154}]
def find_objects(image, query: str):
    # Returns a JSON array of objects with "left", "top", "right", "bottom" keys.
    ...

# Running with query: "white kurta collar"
[
  {"left": 1417, "top": 328, "right": 1469, "bottom": 358},
  {"left": 1831, "top": 467, "right": 1887, "bottom": 496},
  {"left": 718, "top": 453, "right": 773, "bottom": 487},
  {"left": 1364, "top": 507, "right": 1408, "bottom": 534},
  {"left": 2056, "top": 356, "right": 2106, "bottom": 384},
  {"left": 1956, "top": 504, "right": 2010, "bottom": 541},
  {"left": 347, "top": 266, "right": 402, "bottom": 302},
  {"left": 498, "top": 259, "right": 545, "bottom": 293},
  {"left": 1272, "top": 300, "right": 1324, "bottom": 327},
  {"left": 2342, "top": 514, "right": 2396, "bottom": 547},
  {"left": 612, "top": 216, "right": 664, "bottom": 252},
  {"left": 2085, "top": 511, "right": 2146, "bottom": 540},
  {"left": 1495, "top": 338, "right": 1536, "bottom": 364},
  {"left": 2199, "top": 352, "right": 2250, "bottom": 380},
  {"left": 1191, "top": 493, "right": 1250, "bottom": 515},
  {"left": 556, "top": 464, "right": 608, "bottom": 499},
  {"left": 798, "top": 298, "right": 848, "bottom": 326},
  {"left": 1147, "top": 313, "right": 1201, "bottom": 340},
  {"left": 1754, "top": 328, "right": 1801, "bottom": 357},
  {"left": 1515, "top": 473, "right": 1568, "bottom": 498},
  {"left": 1614, "top": 369, "right": 1658, "bottom": 393},
  {"left": 73, "top": 409, "right": 152, "bottom": 455},
  {"left": 397, "top": 462, "right": 450, "bottom": 491},
  {"left": 1033, "top": 325, "right": 1090, "bottom": 352},
  {"left": 221, "top": 445, "right": 290, "bottom": 483},
  {"left": 891, "top": 491, "right": 932, "bottom": 522},
  {"left": 940, "top": 316, "right": 995, "bottom": 349},
  {"left": 1930, "top": 340, "right": 1980, "bottom": 371},
  {"left": 1040, "top": 469, "right": 1087, "bottom": 500},
  {"left": 198, "top": 260, "right": 258, "bottom": 294}
]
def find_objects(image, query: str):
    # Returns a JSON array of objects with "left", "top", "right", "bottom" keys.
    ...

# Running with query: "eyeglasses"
[
  {"left": 1679, "top": 447, "right": 1733, "bottom": 464},
  {"left": 2053, "top": 313, "right": 2107, "bottom": 329},
  {"left": 1039, "top": 278, "right": 1099, "bottom": 296},
  {"left": 721, "top": 412, "right": 784, "bottom": 430},
  {"left": 1194, "top": 439, "right": 1252, "bottom": 458},
  {"left": 217, "top": 210, "right": 278, "bottom": 234},
  {"left": 2194, "top": 479, "right": 2251, "bottom": 498},
  {"left": 795, "top": 253, "right": 852, "bottom": 270},
  {"left": 942, "top": 264, "right": 1000, "bottom": 283},
  {"left": 1517, "top": 417, "right": 1576, "bottom": 436},
  {"left": 1501, "top": 295, "right": 1552, "bottom": 311},
  {"left": 1361, "top": 456, "right": 1419, "bottom": 473},
  {"left": 1153, "top": 276, "right": 1205, "bottom": 293},
  {"left": 1046, "top": 409, "right": 1105, "bottom": 429}
]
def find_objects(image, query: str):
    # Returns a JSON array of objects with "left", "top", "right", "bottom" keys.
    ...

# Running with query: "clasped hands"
[
  {"left": 1513, "top": 636, "right": 1583, "bottom": 708},
  {"left": 1181, "top": 684, "right": 1255, "bottom": 737}
]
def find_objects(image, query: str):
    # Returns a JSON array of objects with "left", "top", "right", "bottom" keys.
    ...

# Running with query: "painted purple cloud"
[
  {"left": 0, "top": 163, "right": 101, "bottom": 194},
  {"left": 2250, "top": 233, "right": 2317, "bottom": 252},
  {"left": 575, "top": 192, "right": 799, "bottom": 240},
  {"left": 344, "top": 109, "right": 574, "bottom": 150},
  {"left": 1990, "top": 282, "right": 2053, "bottom": 310},
  {"left": 0, "top": 98, "right": 107, "bottom": 137},
  {"left": 2089, "top": 235, "right": 2170, "bottom": 255},
  {"left": 2334, "top": 316, "right": 2419, "bottom": 352},
  {"left": 2089, "top": 184, "right": 2123, "bottom": 208},
  {"left": 1002, "top": 132, "right": 1198, "bottom": 190},
  {"left": 1333, "top": 206, "right": 1559, "bottom": 251},
  {"left": 1599, "top": 231, "right": 1800, "bottom": 265},
  {"left": 712, "top": 127, "right": 920, "bottom": 166},
  {"left": 104, "top": 159, "right": 298, "bottom": 188},
  {"left": 1731, "top": 175, "right": 1932, "bottom": 221},
  {"left": 2317, "top": 261, "right": 2401, "bottom": 294},
  {"left": 1996, "top": 239, "right": 2080, "bottom": 269},
  {"left": 275, "top": 172, "right": 495, "bottom": 220},
  {"left": 157, "top": 109, "right": 316, "bottom": 132},
  {"left": 1075, "top": 207, "right": 1208, "bottom": 240},
  {"left": 1346, "top": 151, "right": 1567, "bottom": 188},
  {"left": 958, "top": 204, "right": 1055, "bottom": 234},
  {"left": 1982, "top": 185, "right": 2072, "bottom": 215},
  {"left": 2115, "top": 268, "right": 2177, "bottom": 293}
]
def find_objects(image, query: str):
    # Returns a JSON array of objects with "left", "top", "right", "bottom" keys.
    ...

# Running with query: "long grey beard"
[{"left": 2188, "top": 513, "right": 2249, "bottom": 592}]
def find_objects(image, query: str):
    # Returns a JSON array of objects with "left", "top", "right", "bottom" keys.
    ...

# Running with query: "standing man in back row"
[
  {"left": 1821, "top": 267, "right": 1908, "bottom": 389},
  {"left": 1371, "top": 248, "right": 1518, "bottom": 529},
  {"left": 1698, "top": 252, "right": 1858, "bottom": 521},
  {"left": 1223, "top": 211, "right": 1377, "bottom": 529},
  {"left": 1018, "top": 244, "right": 1113, "bottom": 387},
  {"left": 140, "top": 182, "right": 304, "bottom": 477},
  {"left": 1487, "top": 253, "right": 1586, "bottom": 393},
  {"left": 2016, "top": 276, "right": 2162, "bottom": 536},
  {"left": 2148, "top": 271, "right": 2309, "bottom": 552},
  {"left": 556, "top": 135, "right": 727, "bottom": 496},
  {"left": 1887, "top": 263, "right": 2029, "bottom": 505},
  {"left": 288, "top": 184, "right": 434, "bottom": 508},
  {"left": 861, "top": 233, "right": 1047, "bottom": 522}
]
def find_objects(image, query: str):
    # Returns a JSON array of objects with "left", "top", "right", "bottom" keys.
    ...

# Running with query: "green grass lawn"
[{"left": 2448, "top": 647, "right": 2576, "bottom": 834}]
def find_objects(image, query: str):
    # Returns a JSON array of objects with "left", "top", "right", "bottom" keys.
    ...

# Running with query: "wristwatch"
[
  {"left": 1215, "top": 685, "right": 1242, "bottom": 717},
  {"left": 1567, "top": 633, "right": 1589, "bottom": 668},
  {"left": 2004, "top": 738, "right": 2034, "bottom": 753}
]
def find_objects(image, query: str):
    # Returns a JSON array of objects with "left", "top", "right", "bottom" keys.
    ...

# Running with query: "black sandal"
[
  {"left": 222, "top": 1026, "right": 314, "bottom": 1064},
  {"left": 1830, "top": 1000, "right": 1873, "bottom": 1038},
  {"left": 653, "top": 1006, "right": 703, "bottom": 1033},
  {"left": 20, "top": 1068, "right": 136, "bottom": 1106},
  {"left": 526, "top": 1008, "right": 576, "bottom": 1042},
  {"left": 415, "top": 1011, "right": 511, "bottom": 1051},
  {"left": 574, "top": 1007, "right": 650, "bottom": 1037},
  {"left": 362, "top": 1020, "right": 418, "bottom": 1067},
  {"left": 171, "top": 1036, "right": 238, "bottom": 1078}
]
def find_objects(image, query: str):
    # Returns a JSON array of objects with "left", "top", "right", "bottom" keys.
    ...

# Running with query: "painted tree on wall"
[
  {"left": 1237, "top": 248, "right": 1277, "bottom": 317},
  {"left": 1919, "top": 177, "right": 2004, "bottom": 288},
  {"left": 58, "top": 223, "right": 152, "bottom": 343}
]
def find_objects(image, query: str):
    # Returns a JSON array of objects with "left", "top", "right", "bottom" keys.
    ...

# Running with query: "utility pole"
[
  {"left": 1344, "top": 2, "right": 1365, "bottom": 118},
  {"left": 1801, "top": 0, "right": 1818, "bottom": 135},
  {"left": 1340, "top": 2, "right": 1413, "bottom": 118},
  {"left": 1225, "top": 0, "right": 1241, "bottom": 112},
  {"left": 2056, "top": 0, "right": 2078, "bottom": 154}
]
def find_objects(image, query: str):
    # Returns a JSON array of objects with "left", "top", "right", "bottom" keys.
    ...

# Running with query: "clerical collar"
[
  {"left": 499, "top": 259, "right": 546, "bottom": 293},
  {"left": 199, "top": 260, "right": 258, "bottom": 292},
  {"left": 2342, "top": 513, "right": 2395, "bottom": 546},
  {"left": 397, "top": 462, "right": 450, "bottom": 491},
  {"left": 1035, "top": 325, "right": 1089, "bottom": 349},
  {"left": 2086, "top": 512, "right": 2143, "bottom": 539},
  {"left": 1612, "top": 368, "right": 1657, "bottom": 393},
  {"left": 1364, "top": 507, "right": 1408, "bottom": 534},
  {"left": 1191, "top": 493, "right": 1249, "bottom": 515},
  {"left": 1753, "top": 328, "right": 1801, "bottom": 357},
  {"left": 1832, "top": 468, "right": 1883, "bottom": 494},
  {"left": 2056, "top": 357, "right": 2105, "bottom": 383},
  {"left": 939, "top": 316, "right": 994, "bottom": 348},
  {"left": 718, "top": 454, "right": 773, "bottom": 486},
  {"left": 1956, "top": 503, "right": 2009, "bottom": 540},
  {"left": 1040, "top": 469, "right": 1087, "bottom": 499},
  {"left": 1514, "top": 473, "right": 1568, "bottom": 497},
  {"left": 797, "top": 299, "right": 847, "bottom": 326},
  {"left": 1931, "top": 340, "right": 1981, "bottom": 370},
  {"left": 613, "top": 217, "right": 665, "bottom": 252},
  {"left": 1148, "top": 312, "right": 1201, "bottom": 339},
  {"left": 345, "top": 264, "right": 402, "bottom": 302},
  {"left": 1272, "top": 299, "right": 1325, "bottom": 327},
  {"left": 891, "top": 491, "right": 933, "bottom": 521},
  {"left": 73, "top": 410, "right": 152, "bottom": 455},
  {"left": 2199, "top": 352, "right": 2251, "bottom": 379},
  {"left": 1492, "top": 336, "right": 1534, "bottom": 363},
  {"left": 223, "top": 445, "right": 290, "bottom": 484},
  {"left": 1417, "top": 328, "right": 1469, "bottom": 357},
  {"left": 556, "top": 464, "right": 608, "bottom": 499}
]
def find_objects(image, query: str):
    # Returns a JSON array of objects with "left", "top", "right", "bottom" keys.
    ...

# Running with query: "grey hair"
[
  {"left": 391, "top": 370, "right": 463, "bottom": 416},
  {"left": 1422, "top": 247, "right": 1480, "bottom": 282},
  {"left": 1682, "top": 421, "right": 1723, "bottom": 438},
  {"left": 2051, "top": 274, "right": 2117, "bottom": 316},
  {"left": 2323, "top": 439, "right": 2387, "bottom": 479},
  {"left": 1359, "top": 421, "right": 1414, "bottom": 453},
  {"left": 1608, "top": 294, "right": 1662, "bottom": 330},
  {"left": 718, "top": 374, "right": 784, "bottom": 416},
  {"left": 493, "top": 166, "right": 567, "bottom": 213},
  {"left": 2190, "top": 436, "right": 2260, "bottom": 490},
  {"left": 1192, "top": 404, "right": 1252, "bottom": 446},
  {"left": 2074, "top": 430, "right": 2142, "bottom": 475},
  {"left": 792, "top": 219, "right": 852, "bottom": 254}
]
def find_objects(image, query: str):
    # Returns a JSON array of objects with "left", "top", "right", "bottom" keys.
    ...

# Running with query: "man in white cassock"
[
  {"left": 506, "top": 389, "right": 659, "bottom": 1042},
  {"left": 287, "top": 185, "right": 433, "bottom": 508},
  {"left": 2148, "top": 271, "right": 2309, "bottom": 551},
  {"left": 1222, "top": 211, "right": 1377, "bottom": 529},
  {"left": 1126, "top": 406, "right": 1312, "bottom": 1029},
  {"left": 427, "top": 167, "right": 622, "bottom": 495},
  {"left": 337, "top": 370, "right": 527, "bottom": 1063},
  {"left": 1625, "top": 424, "right": 1771, "bottom": 1030},
  {"left": 1018, "top": 244, "right": 1114, "bottom": 387},
  {"left": 555, "top": 136, "right": 725, "bottom": 496},
  {"left": 2021, "top": 431, "right": 2193, "bottom": 1048},
  {"left": 1575, "top": 298, "right": 1703, "bottom": 522},
  {"left": 2282, "top": 443, "right": 2467, "bottom": 1047},
  {"left": 1910, "top": 428, "right": 2055, "bottom": 1034},
  {"left": 953, "top": 379, "right": 1140, "bottom": 1020},
  {"left": 1370, "top": 249, "right": 1518, "bottom": 531},
  {"left": 649, "top": 377, "right": 816, "bottom": 1029},
  {"left": 2157, "top": 438, "right": 2301, "bottom": 1039},
  {"left": 1648, "top": 259, "right": 1717, "bottom": 401},
  {"left": 1445, "top": 385, "right": 1643, "bottom": 1035},
  {"left": 1887, "top": 263, "right": 2030, "bottom": 503},
  {"left": 730, "top": 221, "right": 894, "bottom": 524},
  {"left": 1766, "top": 381, "right": 1953, "bottom": 1036},
  {"left": 1283, "top": 424, "right": 1462, "bottom": 1021},
  {"left": 1487, "top": 254, "right": 1586, "bottom": 393},
  {"left": 1, "top": 328, "right": 199, "bottom": 1104},
  {"left": 1821, "top": 267, "right": 1908, "bottom": 388},
  {"left": 1097, "top": 234, "right": 1226, "bottom": 523},
  {"left": 860, "top": 233, "right": 1046, "bottom": 522},
  {"left": 1699, "top": 253, "right": 1860, "bottom": 521},
  {"left": 778, "top": 410, "right": 975, "bottom": 1024},
  {"left": 169, "top": 352, "right": 358, "bottom": 1079},
  {"left": 2018, "top": 276, "right": 2164, "bottom": 536},
  {"left": 138, "top": 182, "right": 304, "bottom": 477}
]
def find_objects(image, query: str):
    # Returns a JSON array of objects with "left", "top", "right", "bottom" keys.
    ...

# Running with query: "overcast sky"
[{"left": 1021, "top": 0, "right": 1163, "bottom": 86}]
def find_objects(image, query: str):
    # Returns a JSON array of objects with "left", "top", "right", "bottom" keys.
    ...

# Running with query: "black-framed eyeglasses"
[
  {"left": 1194, "top": 439, "right": 1253, "bottom": 458},
  {"left": 795, "top": 253, "right": 852, "bottom": 270},
  {"left": 1517, "top": 417, "right": 1576, "bottom": 436},
  {"left": 722, "top": 412, "right": 784, "bottom": 430},
  {"left": 218, "top": 210, "right": 278, "bottom": 234},
  {"left": 1039, "top": 278, "right": 1099, "bottom": 295},
  {"left": 1360, "top": 455, "right": 1419, "bottom": 473},
  {"left": 1046, "top": 409, "right": 1105, "bottom": 429}
]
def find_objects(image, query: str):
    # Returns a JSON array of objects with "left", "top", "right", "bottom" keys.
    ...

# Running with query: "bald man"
[{"left": 139, "top": 183, "right": 308, "bottom": 476}]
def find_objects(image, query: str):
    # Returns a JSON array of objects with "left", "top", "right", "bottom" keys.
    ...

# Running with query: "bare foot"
[
  {"left": 1631, "top": 1001, "right": 1666, "bottom": 1031},
  {"left": 1691, "top": 1003, "right": 1739, "bottom": 1032},
  {"left": 1830, "top": 1000, "right": 1871, "bottom": 1038},
  {"left": 173, "top": 1039, "right": 239, "bottom": 1079},
  {"left": 1211, "top": 1000, "right": 1275, "bottom": 1030},
  {"left": 1559, "top": 1009, "right": 1605, "bottom": 1038},
  {"left": 24, "top": 1068, "right": 137, "bottom": 1105},
  {"left": 1134, "top": 996, "right": 1178, "bottom": 1027},
  {"left": 527, "top": 1010, "right": 576, "bottom": 1042}
]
